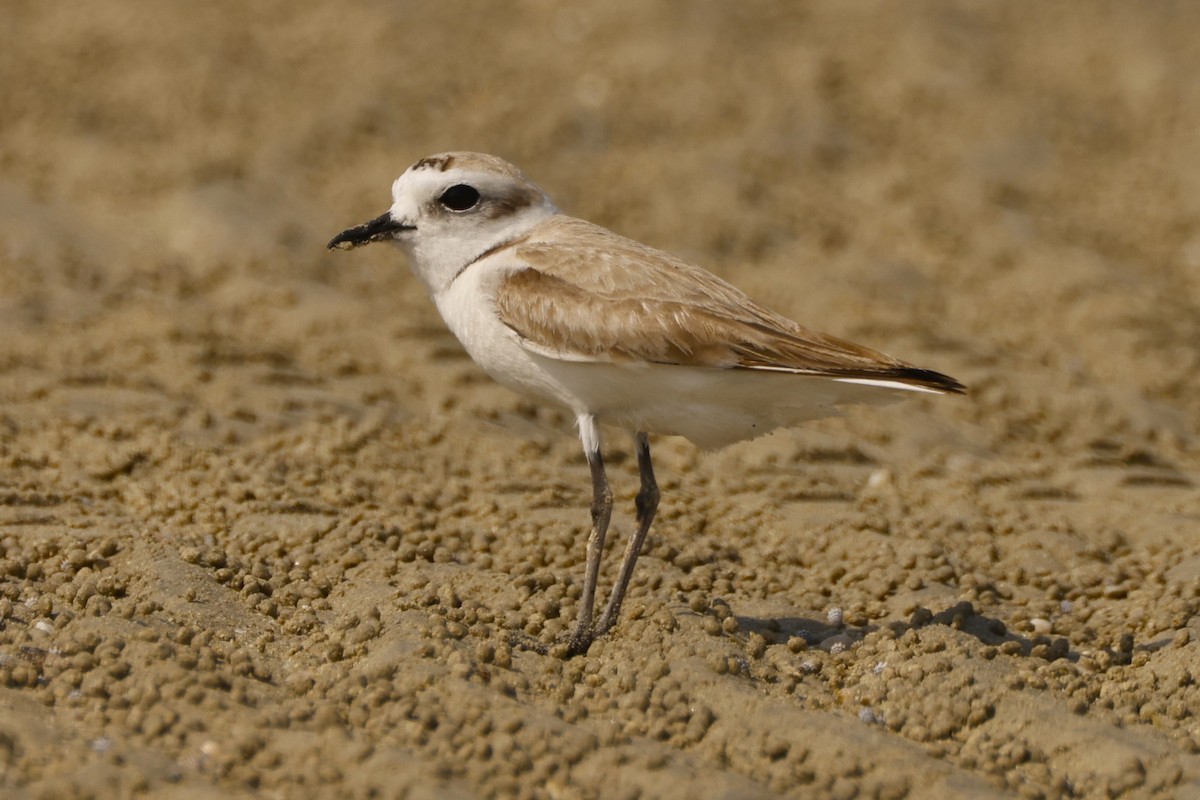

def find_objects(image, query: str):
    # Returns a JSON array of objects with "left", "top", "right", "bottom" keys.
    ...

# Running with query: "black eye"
[{"left": 438, "top": 184, "right": 480, "bottom": 211}]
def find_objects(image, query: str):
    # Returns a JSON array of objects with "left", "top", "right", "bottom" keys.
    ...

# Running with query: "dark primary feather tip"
[{"left": 894, "top": 367, "right": 967, "bottom": 394}]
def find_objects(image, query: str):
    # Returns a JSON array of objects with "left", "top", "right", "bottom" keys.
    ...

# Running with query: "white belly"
[{"left": 530, "top": 358, "right": 911, "bottom": 449}]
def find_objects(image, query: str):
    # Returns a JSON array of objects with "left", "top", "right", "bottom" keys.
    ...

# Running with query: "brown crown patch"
[{"left": 411, "top": 155, "right": 456, "bottom": 172}]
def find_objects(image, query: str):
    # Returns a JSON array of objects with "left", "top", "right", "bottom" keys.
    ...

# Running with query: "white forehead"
[{"left": 390, "top": 152, "right": 534, "bottom": 203}]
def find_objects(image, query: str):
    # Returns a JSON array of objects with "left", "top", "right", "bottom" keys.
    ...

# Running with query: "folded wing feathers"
[{"left": 493, "top": 218, "right": 965, "bottom": 395}]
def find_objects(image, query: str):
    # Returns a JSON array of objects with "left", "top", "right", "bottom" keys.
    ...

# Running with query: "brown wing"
[{"left": 493, "top": 217, "right": 965, "bottom": 394}]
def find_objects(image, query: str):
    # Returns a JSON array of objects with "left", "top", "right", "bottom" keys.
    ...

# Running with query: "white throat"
[{"left": 399, "top": 202, "right": 556, "bottom": 297}]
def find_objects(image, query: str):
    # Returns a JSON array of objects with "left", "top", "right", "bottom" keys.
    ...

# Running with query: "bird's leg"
[
  {"left": 567, "top": 414, "right": 612, "bottom": 656},
  {"left": 596, "top": 431, "right": 659, "bottom": 636}
]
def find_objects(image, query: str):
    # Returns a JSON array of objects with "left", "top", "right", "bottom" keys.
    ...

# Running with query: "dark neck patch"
[{"left": 450, "top": 232, "right": 532, "bottom": 287}]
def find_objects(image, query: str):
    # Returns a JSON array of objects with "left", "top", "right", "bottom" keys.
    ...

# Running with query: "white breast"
[{"left": 433, "top": 263, "right": 586, "bottom": 413}]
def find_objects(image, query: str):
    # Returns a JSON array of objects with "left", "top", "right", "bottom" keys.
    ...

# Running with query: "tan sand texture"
[{"left": 2, "top": 1, "right": 1199, "bottom": 797}]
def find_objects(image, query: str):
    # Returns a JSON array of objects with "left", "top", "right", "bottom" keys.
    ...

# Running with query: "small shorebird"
[{"left": 329, "top": 152, "right": 964, "bottom": 655}]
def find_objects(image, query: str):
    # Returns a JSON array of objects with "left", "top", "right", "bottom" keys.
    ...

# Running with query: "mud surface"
[{"left": 3, "top": 2, "right": 1200, "bottom": 797}]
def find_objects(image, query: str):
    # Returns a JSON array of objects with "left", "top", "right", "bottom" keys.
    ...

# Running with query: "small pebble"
[
  {"left": 866, "top": 469, "right": 892, "bottom": 489},
  {"left": 746, "top": 633, "right": 767, "bottom": 659}
]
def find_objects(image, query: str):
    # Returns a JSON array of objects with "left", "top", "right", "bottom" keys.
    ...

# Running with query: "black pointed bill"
[{"left": 327, "top": 212, "right": 415, "bottom": 250}]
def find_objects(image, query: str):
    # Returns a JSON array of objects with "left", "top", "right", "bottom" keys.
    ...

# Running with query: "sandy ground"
[{"left": 2, "top": 1, "right": 1200, "bottom": 797}]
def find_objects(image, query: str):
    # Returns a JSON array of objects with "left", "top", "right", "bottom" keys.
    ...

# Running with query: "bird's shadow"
[{"left": 733, "top": 601, "right": 1115, "bottom": 663}]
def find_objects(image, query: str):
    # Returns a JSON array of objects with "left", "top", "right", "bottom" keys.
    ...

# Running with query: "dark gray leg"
[
  {"left": 567, "top": 415, "right": 612, "bottom": 656},
  {"left": 596, "top": 431, "right": 659, "bottom": 635}
]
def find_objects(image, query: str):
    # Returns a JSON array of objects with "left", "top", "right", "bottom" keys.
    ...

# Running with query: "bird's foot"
[
  {"left": 508, "top": 629, "right": 595, "bottom": 658},
  {"left": 594, "top": 611, "right": 617, "bottom": 638},
  {"left": 561, "top": 628, "right": 594, "bottom": 658},
  {"left": 508, "top": 631, "right": 550, "bottom": 656}
]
